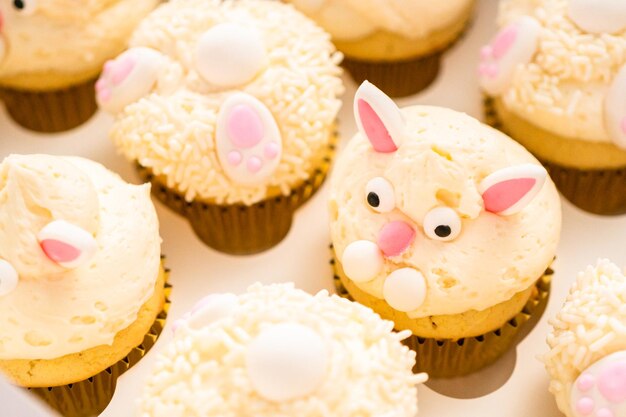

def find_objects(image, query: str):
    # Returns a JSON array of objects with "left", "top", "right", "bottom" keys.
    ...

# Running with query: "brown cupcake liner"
[
  {"left": 0, "top": 78, "right": 97, "bottom": 133},
  {"left": 137, "top": 135, "right": 337, "bottom": 255},
  {"left": 484, "top": 96, "right": 626, "bottom": 215},
  {"left": 331, "top": 247, "right": 553, "bottom": 378},
  {"left": 29, "top": 260, "right": 172, "bottom": 417}
]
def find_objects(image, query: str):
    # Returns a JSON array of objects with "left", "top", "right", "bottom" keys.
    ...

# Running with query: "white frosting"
[
  {"left": 330, "top": 105, "right": 561, "bottom": 318},
  {"left": 544, "top": 260, "right": 626, "bottom": 417},
  {"left": 138, "top": 283, "right": 426, "bottom": 416},
  {"left": 0, "top": 0, "right": 160, "bottom": 87},
  {"left": 604, "top": 64, "right": 626, "bottom": 149},
  {"left": 567, "top": 0, "right": 626, "bottom": 34},
  {"left": 288, "top": 0, "right": 474, "bottom": 40},
  {"left": 108, "top": 0, "right": 343, "bottom": 205},
  {"left": 0, "top": 155, "right": 161, "bottom": 360}
]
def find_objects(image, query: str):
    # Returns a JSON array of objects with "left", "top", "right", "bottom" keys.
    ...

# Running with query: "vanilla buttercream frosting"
[
  {"left": 0, "top": 0, "right": 160, "bottom": 89},
  {"left": 330, "top": 104, "right": 561, "bottom": 318},
  {"left": 138, "top": 283, "right": 425, "bottom": 417},
  {"left": 104, "top": 0, "right": 343, "bottom": 205},
  {"left": 0, "top": 155, "right": 161, "bottom": 360},
  {"left": 544, "top": 260, "right": 626, "bottom": 417},
  {"left": 288, "top": 0, "right": 473, "bottom": 41},
  {"left": 485, "top": 0, "right": 626, "bottom": 145}
]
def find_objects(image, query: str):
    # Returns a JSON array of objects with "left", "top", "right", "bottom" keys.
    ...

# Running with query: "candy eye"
[
  {"left": 13, "top": 0, "right": 37, "bottom": 15},
  {"left": 365, "top": 177, "right": 395, "bottom": 213},
  {"left": 0, "top": 260, "right": 18, "bottom": 297},
  {"left": 423, "top": 207, "right": 462, "bottom": 242}
]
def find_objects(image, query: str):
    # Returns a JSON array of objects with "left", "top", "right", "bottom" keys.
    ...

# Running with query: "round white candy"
[
  {"left": 341, "top": 240, "right": 384, "bottom": 283},
  {"left": 0, "top": 260, "right": 18, "bottom": 297},
  {"left": 246, "top": 323, "right": 328, "bottom": 402},
  {"left": 383, "top": 268, "right": 427, "bottom": 312},
  {"left": 196, "top": 23, "right": 267, "bottom": 88}
]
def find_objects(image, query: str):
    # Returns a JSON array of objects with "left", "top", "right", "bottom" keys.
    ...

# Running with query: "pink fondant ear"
[
  {"left": 354, "top": 81, "right": 405, "bottom": 153},
  {"left": 479, "top": 164, "right": 547, "bottom": 216},
  {"left": 38, "top": 220, "right": 98, "bottom": 269}
]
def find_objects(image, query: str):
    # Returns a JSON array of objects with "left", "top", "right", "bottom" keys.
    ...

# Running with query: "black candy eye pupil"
[
  {"left": 13, "top": 0, "right": 25, "bottom": 9},
  {"left": 434, "top": 225, "right": 451, "bottom": 238},
  {"left": 367, "top": 192, "right": 380, "bottom": 208}
]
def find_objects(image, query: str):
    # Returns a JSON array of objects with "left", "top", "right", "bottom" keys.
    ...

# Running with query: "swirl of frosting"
[
  {"left": 138, "top": 283, "right": 426, "bottom": 417},
  {"left": 0, "top": 155, "right": 161, "bottom": 360},
  {"left": 0, "top": 0, "right": 159, "bottom": 90}
]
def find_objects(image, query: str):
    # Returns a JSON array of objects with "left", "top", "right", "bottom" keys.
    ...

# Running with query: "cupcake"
[
  {"left": 138, "top": 283, "right": 426, "bottom": 416},
  {"left": 480, "top": 0, "right": 626, "bottom": 215},
  {"left": 0, "top": 155, "right": 168, "bottom": 417},
  {"left": 544, "top": 260, "right": 626, "bottom": 417},
  {"left": 98, "top": 0, "right": 344, "bottom": 255},
  {"left": 0, "top": 0, "right": 159, "bottom": 133},
  {"left": 287, "top": 0, "right": 475, "bottom": 97},
  {"left": 329, "top": 81, "right": 561, "bottom": 377}
]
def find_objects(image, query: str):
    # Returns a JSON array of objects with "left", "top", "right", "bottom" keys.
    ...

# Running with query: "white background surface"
[{"left": 1, "top": 0, "right": 626, "bottom": 416}]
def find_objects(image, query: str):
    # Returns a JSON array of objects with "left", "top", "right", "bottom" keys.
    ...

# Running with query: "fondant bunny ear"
[
  {"left": 354, "top": 81, "right": 405, "bottom": 153},
  {"left": 479, "top": 164, "right": 547, "bottom": 216},
  {"left": 38, "top": 220, "right": 98, "bottom": 269},
  {"left": 568, "top": 0, "right": 626, "bottom": 34}
]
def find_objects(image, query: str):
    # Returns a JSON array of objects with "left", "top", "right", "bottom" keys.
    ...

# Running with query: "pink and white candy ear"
[
  {"left": 479, "top": 164, "right": 547, "bottom": 216},
  {"left": 38, "top": 220, "right": 98, "bottom": 269},
  {"left": 354, "top": 81, "right": 405, "bottom": 153},
  {"left": 216, "top": 93, "right": 282, "bottom": 186},
  {"left": 604, "top": 64, "right": 626, "bottom": 150},
  {"left": 568, "top": 0, "right": 626, "bottom": 34}
]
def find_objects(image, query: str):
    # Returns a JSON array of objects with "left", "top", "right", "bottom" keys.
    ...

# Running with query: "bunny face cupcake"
[
  {"left": 99, "top": 0, "right": 343, "bottom": 255},
  {"left": 330, "top": 82, "right": 561, "bottom": 376},
  {"left": 0, "top": 0, "right": 159, "bottom": 132},
  {"left": 480, "top": 0, "right": 626, "bottom": 214},
  {"left": 545, "top": 260, "right": 626, "bottom": 417},
  {"left": 0, "top": 155, "right": 167, "bottom": 416},
  {"left": 288, "top": 0, "right": 474, "bottom": 96},
  {"left": 139, "top": 283, "right": 426, "bottom": 417}
]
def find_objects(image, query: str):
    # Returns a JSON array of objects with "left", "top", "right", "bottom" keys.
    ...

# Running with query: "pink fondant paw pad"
[
  {"left": 479, "top": 16, "right": 541, "bottom": 95},
  {"left": 216, "top": 93, "right": 282, "bottom": 185},
  {"left": 96, "top": 47, "right": 164, "bottom": 114},
  {"left": 571, "top": 351, "right": 626, "bottom": 417},
  {"left": 604, "top": 65, "right": 626, "bottom": 150}
]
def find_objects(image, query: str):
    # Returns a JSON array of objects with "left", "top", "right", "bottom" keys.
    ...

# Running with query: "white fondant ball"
[
  {"left": 383, "top": 268, "right": 427, "bottom": 312},
  {"left": 341, "top": 240, "right": 384, "bottom": 283}
]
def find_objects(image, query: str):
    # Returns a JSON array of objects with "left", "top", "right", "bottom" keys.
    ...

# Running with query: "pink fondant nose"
[{"left": 377, "top": 221, "right": 415, "bottom": 257}]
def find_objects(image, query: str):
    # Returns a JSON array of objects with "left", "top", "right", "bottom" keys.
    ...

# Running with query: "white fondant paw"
[
  {"left": 568, "top": 0, "right": 626, "bottom": 34},
  {"left": 216, "top": 93, "right": 282, "bottom": 186}
]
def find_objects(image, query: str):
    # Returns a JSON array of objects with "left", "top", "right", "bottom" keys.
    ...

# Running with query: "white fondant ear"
[
  {"left": 96, "top": 47, "right": 163, "bottom": 114},
  {"left": 354, "top": 81, "right": 405, "bottom": 153},
  {"left": 605, "top": 64, "right": 626, "bottom": 150},
  {"left": 0, "top": 260, "right": 19, "bottom": 297},
  {"left": 216, "top": 93, "right": 282, "bottom": 185},
  {"left": 568, "top": 0, "right": 626, "bottom": 34},
  {"left": 479, "top": 16, "right": 541, "bottom": 96},
  {"left": 38, "top": 221, "right": 98, "bottom": 269},
  {"left": 479, "top": 164, "right": 547, "bottom": 216},
  {"left": 246, "top": 323, "right": 328, "bottom": 402},
  {"left": 196, "top": 23, "right": 267, "bottom": 88}
]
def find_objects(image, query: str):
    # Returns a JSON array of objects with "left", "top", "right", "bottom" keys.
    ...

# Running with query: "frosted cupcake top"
[
  {"left": 99, "top": 0, "right": 343, "bottom": 206},
  {"left": 138, "top": 283, "right": 426, "bottom": 417},
  {"left": 544, "top": 260, "right": 626, "bottom": 417},
  {"left": 329, "top": 82, "right": 561, "bottom": 318},
  {"left": 287, "top": 0, "right": 473, "bottom": 41},
  {"left": 479, "top": 0, "right": 626, "bottom": 148},
  {"left": 0, "top": 0, "right": 159, "bottom": 89},
  {"left": 0, "top": 155, "right": 161, "bottom": 360}
]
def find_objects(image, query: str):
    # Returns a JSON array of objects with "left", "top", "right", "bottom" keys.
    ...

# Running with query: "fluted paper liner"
[
  {"left": 29, "top": 260, "right": 172, "bottom": 417},
  {"left": 137, "top": 133, "right": 337, "bottom": 255},
  {"left": 484, "top": 95, "right": 626, "bottom": 215},
  {"left": 331, "top": 249, "right": 552, "bottom": 378},
  {"left": 0, "top": 78, "right": 98, "bottom": 133}
]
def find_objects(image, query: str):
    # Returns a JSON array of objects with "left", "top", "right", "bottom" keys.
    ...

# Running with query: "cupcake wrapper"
[
  {"left": 137, "top": 134, "right": 337, "bottom": 255},
  {"left": 484, "top": 96, "right": 626, "bottom": 215},
  {"left": 331, "top": 248, "right": 553, "bottom": 378},
  {"left": 0, "top": 78, "right": 97, "bottom": 133},
  {"left": 29, "top": 261, "right": 172, "bottom": 417}
]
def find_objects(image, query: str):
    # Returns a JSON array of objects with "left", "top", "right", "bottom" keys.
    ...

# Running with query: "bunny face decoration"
[{"left": 330, "top": 82, "right": 561, "bottom": 340}]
